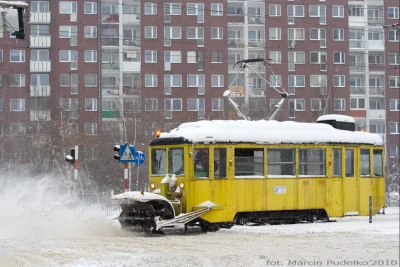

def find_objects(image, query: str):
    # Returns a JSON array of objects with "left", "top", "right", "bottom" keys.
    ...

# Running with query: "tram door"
[
  {"left": 343, "top": 148, "right": 358, "bottom": 214},
  {"left": 211, "top": 148, "right": 228, "bottom": 207}
]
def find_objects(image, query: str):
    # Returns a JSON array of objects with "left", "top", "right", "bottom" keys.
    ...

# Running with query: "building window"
[
  {"left": 84, "top": 2, "right": 97, "bottom": 14},
  {"left": 187, "top": 98, "right": 204, "bottom": 111},
  {"left": 333, "top": 52, "right": 345, "bottom": 64},
  {"left": 85, "top": 123, "right": 98, "bottom": 135},
  {"left": 333, "top": 28, "right": 344, "bottom": 40},
  {"left": 390, "top": 99, "right": 400, "bottom": 111},
  {"left": 267, "top": 149, "right": 295, "bottom": 177},
  {"left": 350, "top": 97, "right": 366, "bottom": 110},
  {"left": 349, "top": 5, "right": 364, "bottom": 16},
  {"left": 10, "top": 50, "right": 25, "bottom": 62},
  {"left": 10, "top": 123, "right": 26, "bottom": 135},
  {"left": 0, "top": 49, "right": 2, "bottom": 62},
  {"left": 269, "top": 4, "right": 281, "bottom": 16},
  {"left": 388, "top": 7, "right": 399, "bottom": 19},
  {"left": 144, "top": 2, "right": 157, "bottom": 15},
  {"left": 332, "top": 5, "right": 344, "bottom": 17},
  {"left": 288, "top": 5, "right": 305, "bottom": 17},
  {"left": 144, "top": 26, "right": 157, "bottom": 38},
  {"left": 164, "top": 3, "right": 181, "bottom": 15},
  {"left": 31, "top": 50, "right": 49, "bottom": 61},
  {"left": 311, "top": 98, "right": 324, "bottom": 111},
  {"left": 390, "top": 145, "right": 400, "bottom": 158},
  {"left": 269, "top": 51, "right": 281, "bottom": 64},
  {"left": 269, "top": 28, "right": 281, "bottom": 40},
  {"left": 310, "top": 75, "right": 327, "bottom": 87},
  {"left": 368, "top": 31, "right": 382, "bottom": 41},
  {"left": 145, "top": 98, "right": 158, "bottom": 111},
  {"left": 84, "top": 50, "right": 97, "bottom": 62},
  {"left": 85, "top": 74, "right": 97, "bottom": 87},
  {"left": 212, "top": 75, "right": 224, "bottom": 87},
  {"left": 310, "top": 51, "right": 327, "bottom": 64},
  {"left": 333, "top": 75, "right": 345, "bottom": 87},
  {"left": 212, "top": 98, "right": 224, "bottom": 111},
  {"left": 389, "top": 53, "right": 400, "bottom": 65},
  {"left": 211, "top": 51, "right": 223, "bottom": 63},
  {"left": 59, "top": 1, "right": 77, "bottom": 14},
  {"left": 334, "top": 99, "right": 346, "bottom": 111},
  {"left": 59, "top": 50, "right": 77, "bottom": 62},
  {"left": 165, "top": 98, "right": 182, "bottom": 111},
  {"left": 211, "top": 27, "right": 223, "bottom": 39},
  {"left": 389, "top": 30, "right": 400, "bottom": 42},
  {"left": 60, "top": 74, "right": 70, "bottom": 87},
  {"left": 31, "top": 25, "right": 49, "bottom": 36},
  {"left": 211, "top": 3, "right": 223, "bottom": 16},
  {"left": 389, "top": 76, "right": 400, "bottom": 88},
  {"left": 31, "top": 1, "right": 49, "bottom": 13},
  {"left": 10, "top": 99, "right": 25, "bottom": 111},
  {"left": 10, "top": 74, "right": 25, "bottom": 87},
  {"left": 288, "top": 28, "right": 304, "bottom": 40},
  {"left": 269, "top": 75, "right": 282, "bottom": 87},
  {"left": 299, "top": 149, "right": 326, "bottom": 176},
  {"left": 84, "top": 26, "right": 97, "bottom": 38},
  {"left": 288, "top": 75, "right": 305, "bottom": 94},
  {"left": 145, "top": 50, "right": 157, "bottom": 63},
  {"left": 187, "top": 27, "right": 204, "bottom": 40},
  {"left": 85, "top": 98, "right": 97, "bottom": 111},
  {"left": 187, "top": 74, "right": 205, "bottom": 87},
  {"left": 31, "top": 74, "right": 49, "bottom": 86},
  {"left": 234, "top": 148, "right": 264, "bottom": 177},
  {"left": 390, "top": 122, "right": 400, "bottom": 134},
  {"left": 164, "top": 75, "right": 182, "bottom": 88},
  {"left": 145, "top": 74, "right": 158, "bottom": 87}
]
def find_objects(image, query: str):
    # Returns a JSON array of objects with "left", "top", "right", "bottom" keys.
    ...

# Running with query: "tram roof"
[{"left": 152, "top": 120, "right": 384, "bottom": 146}]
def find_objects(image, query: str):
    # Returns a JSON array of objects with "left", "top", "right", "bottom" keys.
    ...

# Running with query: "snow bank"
[
  {"left": 159, "top": 120, "right": 383, "bottom": 145},
  {"left": 0, "top": 175, "right": 126, "bottom": 240}
]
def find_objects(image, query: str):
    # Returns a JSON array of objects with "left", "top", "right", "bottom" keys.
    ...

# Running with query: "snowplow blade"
[{"left": 154, "top": 207, "right": 210, "bottom": 231}]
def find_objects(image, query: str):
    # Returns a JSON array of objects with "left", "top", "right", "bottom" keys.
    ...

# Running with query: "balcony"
[
  {"left": 248, "top": 40, "right": 264, "bottom": 49},
  {"left": 349, "top": 40, "right": 365, "bottom": 49},
  {"left": 123, "top": 86, "right": 140, "bottom": 96},
  {"left": 30, "top": 61, "right": 51, "bottom": 72},
  {"left": 228, "top": 86, "right": 245, "bottom": 96},
  {"left": 368, "top": 40, "right": 384, "bottom": 50},
  {"left": 102, "top": 63, "right": 120, "bottom": 72},
  {"left": 102, "top": 87, "right": 120, "bottom": 97},
  {"left": 369, "top": 86, "right": 385, "bottom": 96},
  {"left": 368, "top": 18, "right": 383, "bottom": 26},
  {"left": 102, "top": 111, "right": 120, "bottom": 119},
  {"left": 350, "top": 64, "right": 366, "bottom": 73},
  {"left": 228, "top": 15, "right": 244, "bottom": 23},
  {"left": 30, "top": 36, "right": 51, "bottom": 48},
  {"left": 101, "top": 38, "right": 119, "bottom": 46},
  {"left": 369, "top": 64, "right": 385, "bottom": 72},
  {"left": 248, "top": 17, "right": 264, "bottom": 25},
  {"left": 30, "top": 110, "right": 51, "bottom": 121},
  {"left": 29, "top": 12, "right": 51, "bottom": 23},
  {"left": 102, "top": 14, "right": 119, "bottom": 24},
  {"left": 122, "top": 61, "right": 140, "bottom": 72},
  {"left": 123, "top": 39, "right": 140, "bottom": 47},
  {"left": 250, "top": 88, "right": 265, "bottom": 97},
  {"left": 350, "top": 86, "right": 366, "bottom": 95},
  {"left": 30, "top": 85, "right": 50, "bottom": 97},
  {"left": 123, "top": 13, "right": 140, "bottom": 24},
  {"left": 367, "top": 109, "right": 385, "bottom": 119},
  {"left": 228, "top": 38, "right": 245, "bottom": 48}
]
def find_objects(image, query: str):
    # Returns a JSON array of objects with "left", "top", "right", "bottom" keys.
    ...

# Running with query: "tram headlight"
[
  {"left": 179, "top": 182, "right": 185, "bottom": 189},
  {"left": 150, "top": 182, "right": 156, "bottom": 189}
]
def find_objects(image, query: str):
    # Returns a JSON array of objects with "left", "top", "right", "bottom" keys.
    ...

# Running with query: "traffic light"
[
  {"left": 114, "top": 145, "right": 120, "bottom": 160},
  {"left": 65, "top": 148, "right": 75, "bottom": 165}
]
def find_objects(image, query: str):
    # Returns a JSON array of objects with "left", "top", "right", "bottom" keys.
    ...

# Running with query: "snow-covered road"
[
  {"left": 0, "top": 178, "right": 398, "bottom": 267},
  {"left": 1, "top": 211, "right": 398, "bottom": 267}
]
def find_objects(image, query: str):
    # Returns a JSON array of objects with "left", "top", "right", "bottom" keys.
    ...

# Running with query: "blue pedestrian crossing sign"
[
  {"left": 120, "top": 145, "right": 135, "bottom": 163},
  {"left": 134, "top": 151, "right": 146, "bottom": 165},
  {"left": 119, "top": 144, "right": 146, "bottom": 165}
]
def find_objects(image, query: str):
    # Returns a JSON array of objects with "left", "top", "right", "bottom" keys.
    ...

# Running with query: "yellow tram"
[{"left": 112, "top": 115, "right": 386, "bottom": 232}]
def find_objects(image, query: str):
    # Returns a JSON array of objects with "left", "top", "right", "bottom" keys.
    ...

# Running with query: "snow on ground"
[{"left": 0, "top": 177, "right": 399, "bottom": 267}]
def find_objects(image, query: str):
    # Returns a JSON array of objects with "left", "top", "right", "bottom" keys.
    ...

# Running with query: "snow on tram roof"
[
  {"left": 159, "top": 120, "right": 383, "bottom": 145},
  {"left": 317, "top": 114, "right": 355, "bottom": 123}
]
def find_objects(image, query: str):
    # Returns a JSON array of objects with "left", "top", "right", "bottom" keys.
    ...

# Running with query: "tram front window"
[
  {"left": 151, "top": 149, "right": 166, "bottom": 175},
  {"left": 168, "top": 148, "right": 184, "bottom": 175}
]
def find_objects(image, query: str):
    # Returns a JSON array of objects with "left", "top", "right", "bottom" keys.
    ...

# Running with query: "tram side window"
[
  {"left": 267, "top": 149, "right": 295, "bottom": 176},
  {"left": 333, "top": 148, "right": 342, "bottom": 177},
  {"left": 360, "top": 149, "right": 370, "bottom": 176},
  {"left": 168, "top": 148, "right": 184, "bottom": 175},
  {"left": 194, "top": 148, "right": 209, "bottom": 178},
  {"left": 345, "top": 149, "right": 354, "bottom": 177},
  {"left": 214, "top": 148, "right": 227, "bottom": 179},
  {"left": 299, "top": 149, "right": 326, "bottom": 176},
  {"left": 234, "top": 148, "right": 264, "bottom": 177},
  {"left": 373, "top": 150, "right": 383, "bottom": 176},
  {"left": 151, "top": 149, "right": 166, "bottom": 175}
]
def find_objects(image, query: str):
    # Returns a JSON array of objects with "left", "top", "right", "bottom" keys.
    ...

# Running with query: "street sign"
[
  {"left": 134, "top": 151, "right": 146, "bottom": 165},
  {"left": 120, "top": 145, "right": 135, "bottom": 163}
]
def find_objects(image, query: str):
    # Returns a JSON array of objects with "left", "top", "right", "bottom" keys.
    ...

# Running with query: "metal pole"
[
  {"left": 74, "top": 145, "right": 78, "bottom": 194},
  {"left": 369, "top": 195, "right": 372, "bottom": 223},
  {"left": 124, "top": 163, "right": 129, "bottom": 192}
]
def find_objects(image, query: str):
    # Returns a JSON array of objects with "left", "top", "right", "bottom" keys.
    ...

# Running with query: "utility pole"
[{"left": 74, "top": 145, "right": 78, "bottom": 194}]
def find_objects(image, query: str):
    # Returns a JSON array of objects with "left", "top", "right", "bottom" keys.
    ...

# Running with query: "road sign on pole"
[
  {"left": 119, "top": 145, "right": 135, "bottom": 163},
  {"left": 134, "top": 151, "right": 146, "bottom": 165}
]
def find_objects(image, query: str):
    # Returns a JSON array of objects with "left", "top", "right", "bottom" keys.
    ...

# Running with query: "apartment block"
[{"left": 0, "top": 0, "right": 398, "bottom": 173}]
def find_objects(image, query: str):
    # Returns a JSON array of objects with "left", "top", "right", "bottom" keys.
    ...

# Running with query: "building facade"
[{"left": 0, "top": 0, "right": 398, "bottom": 177}]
